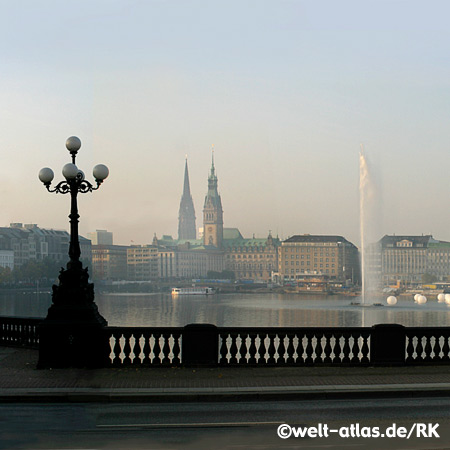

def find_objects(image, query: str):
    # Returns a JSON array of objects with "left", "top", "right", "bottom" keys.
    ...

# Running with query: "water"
[{"left": 2, "top": 291, "right": 450, "bottom": 328}]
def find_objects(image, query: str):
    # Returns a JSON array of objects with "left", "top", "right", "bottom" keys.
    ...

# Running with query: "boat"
[{"left": 171, "top": 287, "right": 215, "bottom": 296}]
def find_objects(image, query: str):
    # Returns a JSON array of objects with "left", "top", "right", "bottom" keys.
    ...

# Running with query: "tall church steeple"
[
  {"left": 203, "top": 149, "right": 223, "bottom": 248},
  {"left": 178, "top": 157, "right": 196, "bottom": 240}
]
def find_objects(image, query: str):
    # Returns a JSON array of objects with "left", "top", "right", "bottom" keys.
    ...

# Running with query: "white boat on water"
[{"left": 171, "top": 287, "right": 215, "bottom": 296}]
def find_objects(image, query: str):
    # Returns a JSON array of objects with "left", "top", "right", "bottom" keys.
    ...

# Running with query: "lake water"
[{"left": 1, "top": 291, "right": 450, "bottom": 328}]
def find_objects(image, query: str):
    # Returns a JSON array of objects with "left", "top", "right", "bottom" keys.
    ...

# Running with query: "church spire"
[
  {"left": 178, "top": 157, "right": 196, "bottom": 240},
  {"left": 183, "top": 156, "right": 191, "bottom": 197}
]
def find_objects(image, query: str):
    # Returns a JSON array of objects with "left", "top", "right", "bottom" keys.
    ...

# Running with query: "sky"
[{"left": 1, "top": 0, "right": 449, "bottom": 247}]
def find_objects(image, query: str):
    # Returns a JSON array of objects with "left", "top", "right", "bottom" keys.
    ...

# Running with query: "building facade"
[
  {"left": 0, "top": 250, "right": 14, "bottom": 269},
  {"left": 91, "top": 245, "right": 128, "bottom": 280},
  {"left": 87, "top": 230, "right": 113, "bottom": 246},
  {"left": 0, "top": 223, "right": 91, "bottom": 268},
  {"left": 368, "top": 235, "right": 450, "bottom": 286},
  {"left": 223, "top": 230, "right": 280, "bottom": 282},
  {"left": 279, "top": 235, "right": 360, "bottom": 284},
  {"left": 127, "top": 245, "right": 159, "bottom": 281}
]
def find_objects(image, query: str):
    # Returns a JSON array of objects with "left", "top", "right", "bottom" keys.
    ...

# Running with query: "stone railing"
[
  {"left": 102, "top": 323, "right": 450, "bottom": 367},
  {"left": 406, "top": 327, "right": 450, "bottom": 365},
  {"left": 0, "top": 316, "right": 41, "bottom": 349},
  {"left": 106, "top": 326, "right": 183, "bottom": 366},
  {"left": 2, "top": 317, "right": 450, "bottom": 367},
  {"left": 218, "top": 327, "right": 371, "bottom": 366}
]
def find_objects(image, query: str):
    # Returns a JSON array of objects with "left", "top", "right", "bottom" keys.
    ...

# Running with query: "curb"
[{"left": 1, "top": 383, "right": 450, "bottom": 403}]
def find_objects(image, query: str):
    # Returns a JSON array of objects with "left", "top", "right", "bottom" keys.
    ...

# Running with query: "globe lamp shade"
[
  {"left": 38, "top": 167, "right": 54, "bottom": 184},
  {"left": 66, "top": 136, "right": 81, "bottom": 152},
  {"left": 62, "top": 163, "right": 79, "bottom": 180},
  {"left": 93, "top": 164, "right": 109, "bottom": 181}
]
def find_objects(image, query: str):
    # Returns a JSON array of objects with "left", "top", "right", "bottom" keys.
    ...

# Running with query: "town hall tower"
[{"left": 203, "top": 152, "right": 223, "bottom": 248}]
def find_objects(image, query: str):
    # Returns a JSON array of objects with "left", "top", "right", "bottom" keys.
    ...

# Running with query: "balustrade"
[
  {"left": 406, "top": 327, "right": 450, "bottom": 364},
  {"left": 0, "top": 317, "right": 41, "bottom": 349},
  {"left": 106, "top": 327, "right": 183, "bottom": 366},
  {"left": 2, "top": 317, "right": 450, "bottom": 367},
  {"left": 218, "top": 327, "right": 371, "bottom": 366}
]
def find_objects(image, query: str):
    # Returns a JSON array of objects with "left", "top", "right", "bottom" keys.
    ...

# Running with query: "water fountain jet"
[{"left": 359, "top": 145, "right": 381, "bottom": 305}]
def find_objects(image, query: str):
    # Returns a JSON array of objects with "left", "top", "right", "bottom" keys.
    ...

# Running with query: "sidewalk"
[{"left": 1, "top": 347, "right": 449, "bottom": 402}]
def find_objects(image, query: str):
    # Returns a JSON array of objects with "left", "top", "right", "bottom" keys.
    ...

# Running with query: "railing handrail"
[
  {"left": 106, "top": 326, "right": 184, "bottom": 332},
  {"left": 218, "top": 326, "right": 370, "bottom": 332},
  {"left": 0, "top": 316, "right": 44, "bottom": 322}
]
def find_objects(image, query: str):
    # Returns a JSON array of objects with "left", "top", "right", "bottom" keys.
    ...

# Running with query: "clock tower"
[{"left": 203, "top": 151, "right": 223, "bottom": 248}]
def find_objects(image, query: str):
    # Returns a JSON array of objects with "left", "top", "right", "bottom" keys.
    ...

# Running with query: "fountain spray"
[{"left": 359, "top": 144, "right": 368, "bottom": 304}]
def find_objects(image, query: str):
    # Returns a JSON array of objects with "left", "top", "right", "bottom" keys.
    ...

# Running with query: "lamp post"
[{"left": 37, "top": 137, "right": 110, "bottom": 368}]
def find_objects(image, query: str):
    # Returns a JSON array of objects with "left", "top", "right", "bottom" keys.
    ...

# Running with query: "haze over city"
[{"left": 1, "top": 1, "right": 449, "bottom": 247}]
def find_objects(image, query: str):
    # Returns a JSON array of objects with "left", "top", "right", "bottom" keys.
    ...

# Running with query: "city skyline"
[{"left": 1, "top": 1, "right": 450, "bottom": 246}]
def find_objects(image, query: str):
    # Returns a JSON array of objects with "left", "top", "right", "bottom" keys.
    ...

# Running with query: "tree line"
[{"left": 0, "top": 258, "right": 91, "bottom": 286}]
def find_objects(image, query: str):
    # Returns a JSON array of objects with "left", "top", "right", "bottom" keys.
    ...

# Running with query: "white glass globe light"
[
  {"left": 62, "top": 163, "right": 79, "bottom": 180},
  {"left": 38, "top": 167, "right": 54, "bottom": 184},
  {"left": 414, "top": 294, "right": 420, "bottom": 302},
  {"left": 437, "top": 293, "right": 445, "bottom": 303},
  {"left": 66, "top": 136, "right": 81, "bottom": 152},
  {"left": 93, "top": 164, "right": 109, "bottom": 181},
  {"left": 387, "top": 296, "right": 397, "bottom": 305},
  {"left": 445, "top": 294, "right": 450, "bottom": 305},
  {"left": 77, "top": 170, "right": 85, "bottom": 180}
]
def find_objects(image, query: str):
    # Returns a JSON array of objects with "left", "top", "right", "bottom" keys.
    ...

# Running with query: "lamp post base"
[{"left": 37, "top": 265, "right": 109, "bottom": 369}]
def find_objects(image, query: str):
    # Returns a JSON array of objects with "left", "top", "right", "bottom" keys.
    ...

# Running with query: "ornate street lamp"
[
  {"left": 39, "top": 136, "right": 109, "bottom": 270},
  {"left": 37, "top": 136, "right": 110, "bottom": 368}
]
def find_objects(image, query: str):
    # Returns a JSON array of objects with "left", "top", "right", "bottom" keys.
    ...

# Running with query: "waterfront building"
[
  {"left": 87, "top": 230, "right": 113, "bottom": 246},
  {"left": 0, "top": 250, "right": 14, "bottom": 269},
  {"left": 223, "top": 229, "right": 280, "bottom": 282},
  {"left": 279, "top": 235, "right": 360, "bottom": 284},
  {"left": 0, "top": 223, "right": 91, "bottom": 267},
  {"left": 153, "top": 235, "right": 224, "bottom": 279},
  {"left": 91, "top": 245, "right": 128, "bottom": 280},
  {"left": 369, "top": 235, "right": 450, "bottom": 286},
  {"left": 156, "top": 244, "right": 178, "bottom": 279},
  {"left": 127, "top": 245, "right": 159, "bottom": 281}
]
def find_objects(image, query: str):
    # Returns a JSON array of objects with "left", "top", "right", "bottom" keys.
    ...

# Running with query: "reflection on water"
[
  {"left": 0, "top": 292, "right": 52, "bottom": 318},
  {"left": 1, "top": 292, "right": 450, "bottom": 328}
]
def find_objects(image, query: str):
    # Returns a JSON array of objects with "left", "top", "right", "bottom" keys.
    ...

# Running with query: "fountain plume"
[{"left": 359, "top": 145, "right": 381, "bottom": 304}]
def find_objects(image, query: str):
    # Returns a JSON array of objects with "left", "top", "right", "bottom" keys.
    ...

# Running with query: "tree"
[
  {"left": 0, "top": 266, "right": 12, "bottom": 284},
  {"left": 206, "top": 270, "right": 235, "bottom": 280},
  {"left": 422, "top": 273, "right": 436, "bottom": 284}
]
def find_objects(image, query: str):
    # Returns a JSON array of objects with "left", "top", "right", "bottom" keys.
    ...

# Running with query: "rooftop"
[{"left": 283, "top": 235, "right": 353, "bottom": 245}]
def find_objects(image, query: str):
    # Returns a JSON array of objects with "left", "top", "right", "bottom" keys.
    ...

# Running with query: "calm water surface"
[{"left": 1, "top": 291, "right": 450, "bottom": 328}]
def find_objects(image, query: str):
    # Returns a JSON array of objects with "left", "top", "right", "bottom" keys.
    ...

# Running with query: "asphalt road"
[{"left": 2, "top": 397, "right": 450, "bottom": 449}]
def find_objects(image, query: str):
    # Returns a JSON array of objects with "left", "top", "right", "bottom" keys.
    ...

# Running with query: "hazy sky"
[{"left": 1, "top": 0, "right": 449, "bottom": 246}]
